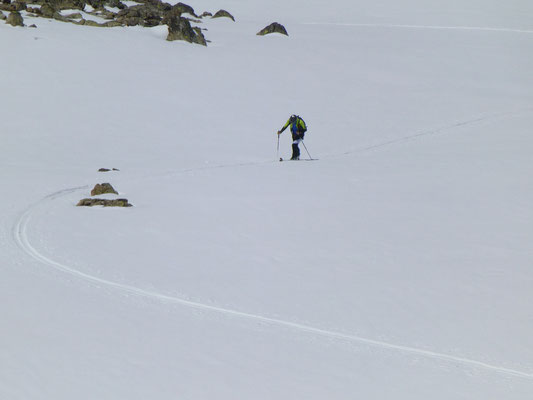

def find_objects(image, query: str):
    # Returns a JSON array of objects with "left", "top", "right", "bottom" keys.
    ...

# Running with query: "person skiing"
[{"left": 278, "top": 115, "right": 307, "bottom": 160}]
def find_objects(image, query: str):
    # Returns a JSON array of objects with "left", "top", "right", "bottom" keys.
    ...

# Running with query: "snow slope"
[{"left": 1, "top": 0, "right": 533, "bottom": 398}]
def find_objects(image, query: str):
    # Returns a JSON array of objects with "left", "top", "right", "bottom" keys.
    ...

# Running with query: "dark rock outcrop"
[
  {"left": 39, "top": 4, "right": 56, "bottom": 18},
  {"left": 98, "top": 167, "right": 120, "bottom": 172},
  {"left": 6, "top": 10, "right": 23, "bottom": 25},
  {"left": 166, "top": 15, "right": 206, "bottom": 45},
  {"left": 172, "top": 2, "right": 196, "bottom": 17},
  {"left": 77, "top": 198, "right": 132, "bottom": 207},
  {"left": 4, "top": 0, "right": 216, "bottom": 43},
  {"left": 212, "top": 9, "right": 234, "bottom": 21},
  {"left": 116, "top": 4, "right": 164, "bottom": 27},
  {"left": 63, "top": 11, "right": 82, "bottom": 19},
  {"left": 48, "top": 0, "right": 85, "bottom": 11},
  {"left": 91, "top": 182, "right": 119, "bottom": 196},
  {"left": 0, "top": 1, "right": 26, "bottom": 11},
  {"left": 257, "top": 22, "right": 288, "bottom": 36}
]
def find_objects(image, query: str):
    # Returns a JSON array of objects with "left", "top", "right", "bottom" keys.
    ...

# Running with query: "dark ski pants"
[{"left": 291, "top": 132, "right": 304, "bottom": 160}]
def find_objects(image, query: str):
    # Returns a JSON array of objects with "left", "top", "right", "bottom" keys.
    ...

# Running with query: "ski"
[{"left": 279, "top": 158, "right": 318, "bottom": 162}]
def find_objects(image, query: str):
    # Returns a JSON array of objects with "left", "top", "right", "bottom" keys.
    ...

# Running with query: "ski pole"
[
  {"left": 276, "top": 132, "right": 280, "bottom": 159},
  {"left": 301, "top": 140, "right": 313, "bottom": 160}
]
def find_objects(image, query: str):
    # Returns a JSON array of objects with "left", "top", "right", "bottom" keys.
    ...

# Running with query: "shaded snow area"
[{"left": 1, "top": 0, "right": 533, "bottom": 398}]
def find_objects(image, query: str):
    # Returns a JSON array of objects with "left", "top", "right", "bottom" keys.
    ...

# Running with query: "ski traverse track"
[
  {"left": 11, "top": 110, "right": 533, "bottom": 381},
  {"left": 304, "top": 22, "right": 533, "bottom": 35}
]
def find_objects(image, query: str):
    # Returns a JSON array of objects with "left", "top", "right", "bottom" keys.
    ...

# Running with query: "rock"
[
  {"left": 106, "top": 0, "right": 126, "bottom": 9},
  {"left": 0, "top": 3, "right": 13, "bottom": 11},
  {"left": 40, "top": 4, "right": 56, "bottom": 18},
  {"left": 63, "top": 12, "right": 82, "bottom": 19},
  {"left": 77, "top": 198, "right": 132, "bottom": 207},
  {"left": 200, "top": 11, "right": 211, "bottom": 18},
  {"left": 171, "top": 2, "right": 196, "bottom": 17},
  {"left": 212, "top": 9, "right": 234, "bottom": 21},
  {"left": 116, "top": 4, "right": 164, "bottom": 27},
  {"left": 12, "top": 1, "right": 26, "bottom": 11},
  {"left": 166, "top": 15, "right": 206, "bottom": 45},
  {"left": 0, "top": 12, "right": 5, "bottom": 20},
  {"left": 98, "top": 168, "right": 111, "bottom": 172},
  {"left": 29, "top": 23, "right": 36, "bottom": 27},
  {"left": 257, "top": 22, "right": 288, "bottom": 36},
  {"left": 102, "top": 20, "right": 121, "bottom": 27},
  {"left": 1, "top": 1, "right": 26, "bottom": 11},
  {"left": 48, "top": 0, "right": 86, "bottom": 11},
  {"left": 99, "top": 10, "right": 116, "bottom": 20},
  {"left": 6, "top": 10, "right": 23, "bottom": 26},
  {"left": 91, "top": 182, "right": 119, "bottom": 196},
  {"left": 83, "top": 19, "right": 102, "bottom": 26}
]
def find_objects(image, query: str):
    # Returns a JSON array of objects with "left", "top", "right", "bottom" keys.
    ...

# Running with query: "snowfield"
[{"left": 2, "top": 0, "right": 533, "bottom": 399}]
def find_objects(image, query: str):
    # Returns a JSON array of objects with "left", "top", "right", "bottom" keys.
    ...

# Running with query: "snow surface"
[{"left": 2, "top": 0, "right": 533, "bottom": 398}]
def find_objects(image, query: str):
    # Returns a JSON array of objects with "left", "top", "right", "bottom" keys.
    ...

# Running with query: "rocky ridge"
[{"left": 0, "top": 0, "right": 237, "bottom": 45}]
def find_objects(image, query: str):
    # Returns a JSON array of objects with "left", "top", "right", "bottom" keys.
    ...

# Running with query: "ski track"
[
  {"left": 303, "top": 22, "right": 533, "bottom": 35},
  {"left": 11, "top": 110, "right": 533, "bottom": 381}
]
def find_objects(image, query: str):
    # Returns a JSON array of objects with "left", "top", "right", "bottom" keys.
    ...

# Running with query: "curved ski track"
[{"left": 12, "top": 110, "right": 533, "bottom": 381}]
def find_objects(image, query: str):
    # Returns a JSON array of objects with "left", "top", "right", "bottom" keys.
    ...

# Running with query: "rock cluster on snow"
[
  {"left": 2, "top": 0, "right": 289, "bottom": 45},
  {"left": 77, "top": 198, "right": 132, "bottom": 207},
  {"left": 77, "top": 175, "right": 133, "bottom": 207},
  {"left": 1, "top": 0, "right": 222, "bottom": 45}
]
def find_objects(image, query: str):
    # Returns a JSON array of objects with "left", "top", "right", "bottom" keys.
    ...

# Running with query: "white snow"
[{"left": 1, "top": 1, "right": 533, "bottom": 399}]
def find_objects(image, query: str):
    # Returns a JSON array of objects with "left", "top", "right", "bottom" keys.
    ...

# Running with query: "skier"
[{"left": 277, "top": 115, "right": 307, "bottom": 160}]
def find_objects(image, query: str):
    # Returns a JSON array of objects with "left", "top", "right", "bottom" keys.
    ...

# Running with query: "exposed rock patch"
[
  {"left": 3, "top": 1, "right": 235, "bottom": 46},
  {"left": 0, "top": 1, "right": 26, "bottom": 12},
  {"left": 6, "top": 10, "right": 23, "bottom": 26},
  {"left": 91, "top": 183, "right": 118, "bottom": 196},
  {"left": 212, "top": 9, "right": 234, "bottom": 21},
  {"left": 172, "top": 1, "right": 197, "bottom": 17},
  {"left": 257, "top": 22, "right": 288, "bottom": 36},
  {"left": 116, "top": 4, "right": 163, "bottom": 27},
  {"left": 77, "top": 198, "right": 132, "bottom": 207},
  {"left": 166, "top": 15, "right": 206, "bottom": 45},
  {"left": 98, "top": 167, "right": 120, "bottom": 172}
]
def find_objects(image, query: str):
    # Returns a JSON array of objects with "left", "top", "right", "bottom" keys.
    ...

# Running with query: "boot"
[{"left": 291, "top": 144, "right": 300, "bottom": 160}]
